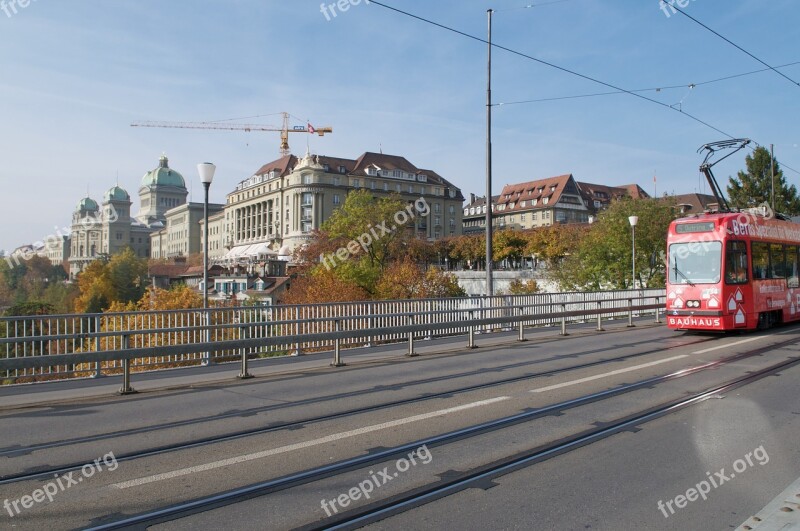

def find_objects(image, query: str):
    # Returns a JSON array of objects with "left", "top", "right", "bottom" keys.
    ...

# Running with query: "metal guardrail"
[{"left": 0, "top": 290, "right": 665, "bottom": 390}]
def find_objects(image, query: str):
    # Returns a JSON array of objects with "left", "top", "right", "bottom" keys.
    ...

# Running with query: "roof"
[
  {"left": 104, "top": 185, "right": 130, "bottom": 203},
  {"left": 141, "top": 155, "right": 186, "bottom": 189},
  {"left": 75, "top": 196, "right": 99, "bottom": 212},
  {"left": 148, "top": 264, "right": 190, "bottom": 278},
  {"left": 240, "top": 151, "right": 464, "bottom": 201},
  {"left": 495, "top": 174, "right": 584, "bottom": 213},
  {"left": 670, "top": 193, "right": 719, "bottom": 214},
  {"left": 617, "top": 184, "right": 651, "bottom": 200}
]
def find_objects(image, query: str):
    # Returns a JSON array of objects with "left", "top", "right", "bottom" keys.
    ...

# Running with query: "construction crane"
[{"left": 131, "top": 112, "right": 333, "bottom": 157}]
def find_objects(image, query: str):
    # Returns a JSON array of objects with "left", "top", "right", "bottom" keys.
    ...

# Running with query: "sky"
[{"left": 0, "top": 0, "right": 798, "bottom": 253}]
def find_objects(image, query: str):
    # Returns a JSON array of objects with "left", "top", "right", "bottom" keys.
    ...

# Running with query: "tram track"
[
  {"left": 0, "top": 329, "right": 714, "bottom": 485},
  {"left": 80, "top": 334, "right": 800, "bottom": 530}
]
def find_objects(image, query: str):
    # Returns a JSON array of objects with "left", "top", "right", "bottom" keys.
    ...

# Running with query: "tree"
[
  {"left": 507, "top": 279, "right": 540, "bottom": 295},
  {"left": 74, "top": 248, "right": 148, "bottom": 313},
  {"left": 727, "top": 146, "right": 800, "bottom": 215},
  {"left": 554, "top": 198, "right": 675, "bottom": 291},
  {"left": 374, "top": 258, "right": 465, "bottom": 299}
]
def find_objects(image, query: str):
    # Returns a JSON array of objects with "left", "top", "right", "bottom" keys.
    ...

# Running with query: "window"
[
  {"left": 408, "top": 184, "right": 414, "bottom": 194},
  {"left": 384, "top": 182, "right": 389, "bottom": 191},
  {"left": 787, "top": 246, "right": 799, "bottom": 287},
  {"left": 449, "top": 205, "right": 455, "bottom": 214},
  {"left": 669, "top": 241, "right": 722, "bottom": 284},
  {"left": 396, "top": 184, "right": 402, "bottom": 192},
  {"left": 370, "top": 180, "right": 376, "bottom": 190},
  {"left": 302, "top": 173, "right": 312, "bottom": 185},
  {"left": 725, "top": 241, "right": 748, "bottom": 284},
  {"left": 751, "top": 242, "right": 769, "bottom": 279},
  {"left": 353, "top": 178, "right": 360, "bottom": 188},
  {"left": 521, "top": 214, "right": 526, "bottom": 221},
  {"left": 333, "top": 194, "right": 340, "bottom": 205},
  {"left": 333, "top": 176, "right": 340, "bottom": 186},
  {"left": 770, "top": 243, "right": 786, "bottom": 278},
  {"left": 434, "top": 203, "right": 440, "bottom": 213},
  {"left": 301, "top": 192, "right": 313, "bottom": 206}
]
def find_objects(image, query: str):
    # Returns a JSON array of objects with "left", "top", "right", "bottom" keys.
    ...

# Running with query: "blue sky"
[{"left": 0, "top": 0, "right": 798, "bottom": 253}]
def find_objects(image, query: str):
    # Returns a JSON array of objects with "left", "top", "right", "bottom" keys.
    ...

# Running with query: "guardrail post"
[
  {"left": 596, "top": 301, "right": 605, "bottom": 332},
  {"left": 201, "top": 309, "right": 212, "bottom": 366},
  {"left": 468, "top": 310, "right": 476, "bottom": 349},
  {"left": 332, "top": 319, "right": 346, "bottom": 367},
  {"left": 518, "top": 305, "right": 527, "bottom": 342},
  {"left": 627, "top": 298, "right": 635, "bottom": 327},
  {"left": 654, "top": 296, "right": 662, "bottom": 324},
  {"left": 406, "top": 314, "right": 417, "bottom": 357},
  {"left": 238, "top": 324, "right": 253, "bottom": 379},
  {"left": 560, "top": 303, "right": 568, "bottom": 336},
  {"left": 119, "top": 334, "right": 136, "bottom": 395}
]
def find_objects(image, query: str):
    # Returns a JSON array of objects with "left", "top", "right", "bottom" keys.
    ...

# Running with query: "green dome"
[
  {"left": 76, "top": 196, "right": 99, "bottom": 212},
  {"left": 141, "top": 154, "right": 186, "bottom": 189},
  {"left": 104, "top": 185, "right": 130, "bottom": 202}
]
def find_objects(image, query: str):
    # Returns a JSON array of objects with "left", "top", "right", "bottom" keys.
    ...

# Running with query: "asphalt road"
[{"left": 1, "top": 321, "right": 798, "bottom": 530}]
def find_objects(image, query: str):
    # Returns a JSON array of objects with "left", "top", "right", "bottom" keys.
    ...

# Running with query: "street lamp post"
[
  {"left": 198, "top": 163, "right": 215, "bottom": 366},
  {"left": 629, "top": 216, "right": 639, "bottom": 289},
  {"left": 198, "top": 163, "right": 216, "bottom": 308}
]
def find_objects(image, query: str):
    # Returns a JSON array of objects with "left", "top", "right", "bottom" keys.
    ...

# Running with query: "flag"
[{"left": 307, "top": 123, "right": 316, "bottom": 134}]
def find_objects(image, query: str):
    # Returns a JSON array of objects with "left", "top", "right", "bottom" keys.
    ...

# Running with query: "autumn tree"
[
  {"left": 374, "top": 258, "right": 465, "bottom": 299},
  {"left": 727, "top": 146, "right": 800, "bottom": 215},
  {"left": 75, "top": 248, "right": 148, "bottom": 313}
]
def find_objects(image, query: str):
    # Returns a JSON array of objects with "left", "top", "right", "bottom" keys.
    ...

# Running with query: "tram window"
[
  {"left": 725, "top": 241, "right": 748, "bottom": 284},
  {"left": 770, "top": 244, "right": 786, "bottom": 278},
  {"left": 787, "top": 245, "right": 799, "bottom": 288},
  {"left": 751, "top": 242, "right": 769, "bottom": 280}
]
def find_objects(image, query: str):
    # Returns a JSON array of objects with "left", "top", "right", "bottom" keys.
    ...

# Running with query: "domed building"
[
  {"left": 66, "top": 154, "right": 191, "bottom": 279},
  {"left": 136, "top": 154, "right": 189, "bottom": 226}
]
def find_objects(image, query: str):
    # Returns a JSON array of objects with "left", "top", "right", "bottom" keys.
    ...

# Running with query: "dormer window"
[{"left": 339, "top": 165, "right": 346, "bottom": 174}]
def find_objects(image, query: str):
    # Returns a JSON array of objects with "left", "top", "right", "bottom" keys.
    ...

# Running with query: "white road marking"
[
  {"left": 111, "top": 396, "right": 510, "bottom": 489},
  {"left": 691, "top": 336, "right": 764, "bottom": 355},
  {"left": 530, "top": 355, "right": 689, "bottom": 393}
]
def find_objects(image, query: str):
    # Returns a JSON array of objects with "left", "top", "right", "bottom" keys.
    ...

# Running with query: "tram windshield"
[{"left": 668, "top": 241, "right": 722, "bottom": 284}]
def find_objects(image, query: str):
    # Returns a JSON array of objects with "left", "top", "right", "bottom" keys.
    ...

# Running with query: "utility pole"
[
  {"left": 485, "top": 8, "right": 494, "bottom": 300},
  {"left": 771, "top": 144, "right": 775, "bottom": 212}
]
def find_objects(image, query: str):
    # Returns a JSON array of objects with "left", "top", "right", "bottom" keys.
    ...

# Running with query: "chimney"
[{"left": 470, "top": 193, "right": 476, "bottom": 204}]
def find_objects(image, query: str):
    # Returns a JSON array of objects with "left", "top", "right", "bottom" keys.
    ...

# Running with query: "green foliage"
[
  {"left": 75, "top": 248, "right": 148, "bottom": 313},
  {"left": 4, "top": 301, "right": 56, "bottom": 316},
  {"left": 554, "top": 198, "right": 675, "bottom": 291},
  {"left": 727, "top": 146, "right": 800, "bottom": 215}
]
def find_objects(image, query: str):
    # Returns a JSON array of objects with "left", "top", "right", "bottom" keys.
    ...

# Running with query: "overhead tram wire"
[
  {"left": 367, "top": 2, "right": 738, "bottom": 142},
  {"left": 669, "top": 4, "right": 800, "bottom": 89},
  {"left": 495, "top": 61, "right": 800, "bottom": 106},
  {"left": 366, "top": 1, "right": 800, "bottom": 177}
]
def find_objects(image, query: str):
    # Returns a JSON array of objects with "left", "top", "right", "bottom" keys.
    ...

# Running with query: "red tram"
[{"left": 666, "top": 210, "right": 800, "bottom": 331}]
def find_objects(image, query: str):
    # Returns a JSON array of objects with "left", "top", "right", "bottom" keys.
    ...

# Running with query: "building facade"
[
  {"left": 67, "top": 154, "right": 190, "bottom": 279},
  {"left": 464, "top": 176, "right": 651, "bottom": 234},
  {"left": 218, "top": 150, "right": 464, "bottom": 261},
  {"left": 150, "top": 202, "right": 224, "bottom": 260}
]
